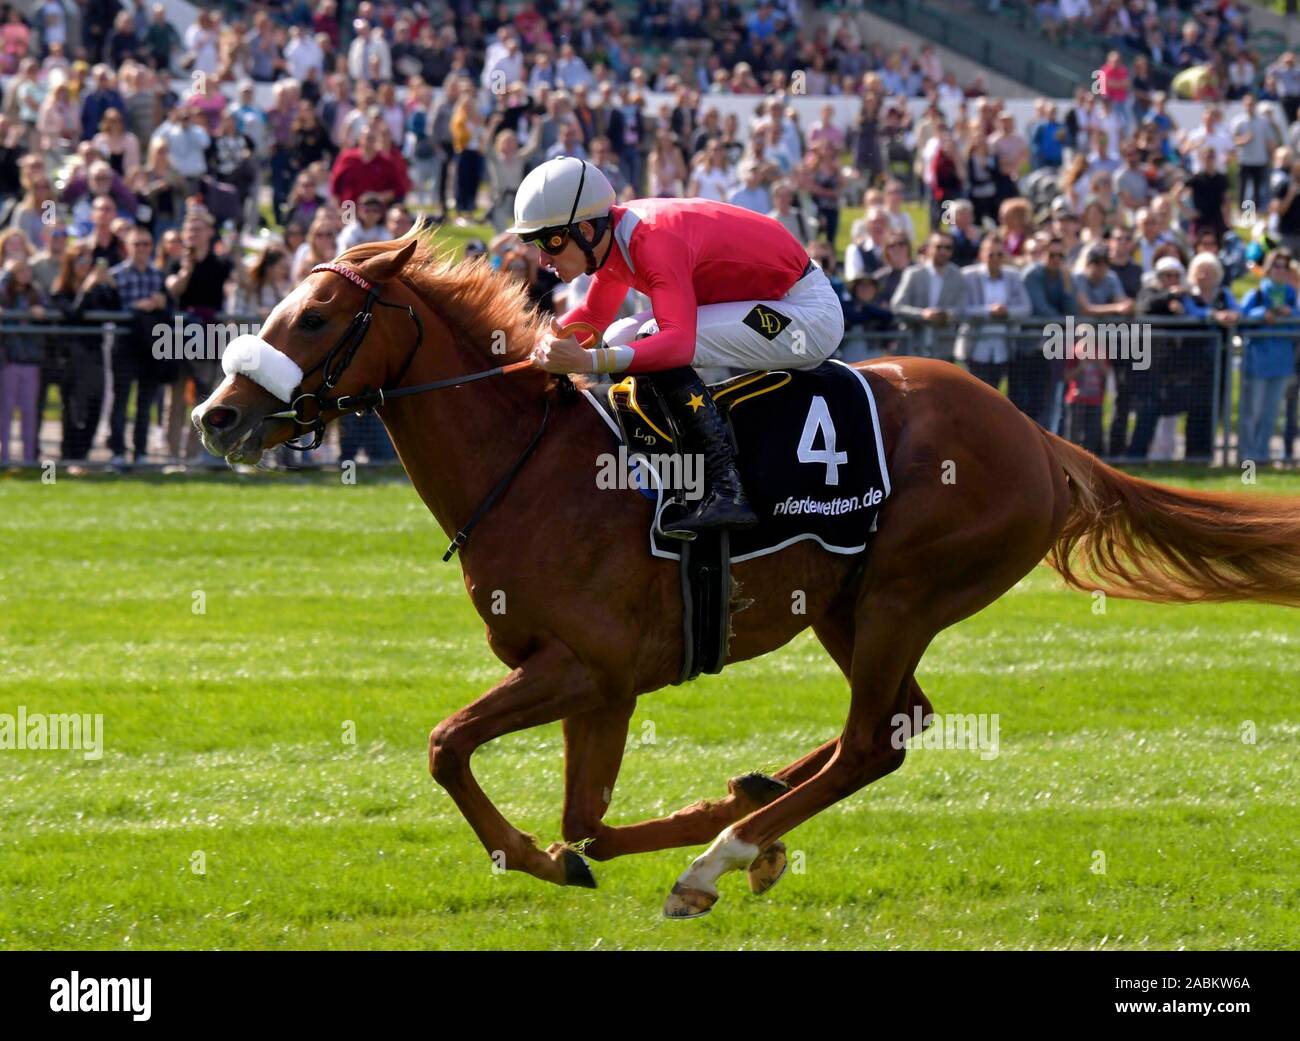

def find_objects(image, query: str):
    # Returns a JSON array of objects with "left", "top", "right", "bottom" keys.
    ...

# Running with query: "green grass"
[{"left": 1, "top": 468, "right": 1298, "bottom": 950}]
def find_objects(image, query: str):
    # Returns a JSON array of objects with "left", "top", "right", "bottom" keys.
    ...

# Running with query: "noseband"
[
  {"left": 256, "top": 259, "right": 563, "bottom": 561},
  {"left": 267, "top": 262, "right": 424, "bottom": 451}
]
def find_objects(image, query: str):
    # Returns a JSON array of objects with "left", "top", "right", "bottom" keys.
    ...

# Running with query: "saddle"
[
  {"left": 587, "top": 360, "right": 891, "bottom": 685},
  {"left": 606, "top": 370, "right": 792, "bottom": 684}
]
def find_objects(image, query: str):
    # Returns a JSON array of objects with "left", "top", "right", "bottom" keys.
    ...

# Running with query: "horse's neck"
[{"left": 378, "top": 344, "right": 551, "bottom": 542}]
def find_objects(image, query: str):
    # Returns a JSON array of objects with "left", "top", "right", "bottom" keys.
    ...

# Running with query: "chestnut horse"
[{"left": 194, "top": 231, "right": 1300, "bottom": 917}]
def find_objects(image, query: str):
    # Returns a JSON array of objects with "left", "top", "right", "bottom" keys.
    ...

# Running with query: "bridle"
[
  {"left": 261, "top": 260, "right": 588, "bottom": 561},
  {"left": 266, "top": 262, "right": 425, "bottom": 452}
]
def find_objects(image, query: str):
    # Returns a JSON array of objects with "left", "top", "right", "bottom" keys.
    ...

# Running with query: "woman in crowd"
[
  {"left": 1184, "top": 250, "right": 1241, "bottom": 460},
  {"left": 646, "top": 128, "right": 686, "bottom": 198},
  {"left": 450, "top": 92, "right": 486, "bottom": 226},
  {"left": 0, "top": 255, "right": 49, "bottom": 464},
  {"left": 872, "top": 230, "right": 913, "bottom": 302},
  {"left": 292, "top": 212, "right": 338, "bottom": 281},
  {"left": 232, "top": 245, "right": 292, "bottom": 319},
  {"left": 289, "top": 98, "right": 334, "bottom": 178},
  {"left": 10, "top": 163, "right": 57, "bottom": 251},
  {"left": 36, "top": 78, "right": 80, "bottom": 153},
  {"left": 136, "top": 138, "right": 187, "bottom": 238},
  {"left": 282, "top": 170, "right": 323, "bottom": 229},
  {"left": 807, "top": 140, "right": 843, "bottom": 245},
  {"left": 484, "top": 118, "right": 544, "bottom": 232},
  {"left": 997, "top": 197, "right": 1033, "bottom": 259},
  {"left": 965, "top": 128, "right": 1002, "bottom": 227},
  {"left": 49, "top": 244, "right": 116, "bottom": 461},
  {"left": 1078, "top": 198, "right": 1110, "bottom": 251},
  {"left": 93, "top": 108, "right": 141, "bottom": 178},
  {"left": 687, "top": 139, "right": 736, "bottom": 202}
]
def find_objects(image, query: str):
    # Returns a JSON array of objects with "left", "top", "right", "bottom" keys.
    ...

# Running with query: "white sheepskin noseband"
[{"left": 222, "top": 334, "right": 305, "bottom": 403}]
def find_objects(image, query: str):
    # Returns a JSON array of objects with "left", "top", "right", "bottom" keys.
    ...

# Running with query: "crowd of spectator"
[{"left": 0, "top": 1, "right": 1297, "bottom": 468}]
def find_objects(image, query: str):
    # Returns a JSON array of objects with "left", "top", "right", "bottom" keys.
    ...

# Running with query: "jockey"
[{"left": 510, "top": 156, "right": 845, "bottom": 536}]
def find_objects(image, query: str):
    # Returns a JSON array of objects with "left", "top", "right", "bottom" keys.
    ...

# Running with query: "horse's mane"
[{"left": 338, "top": 220, "right": 547, "bottom": 367}]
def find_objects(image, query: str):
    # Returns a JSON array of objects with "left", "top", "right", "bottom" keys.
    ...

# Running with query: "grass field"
[{"left": 1, "top": 466, "right": 1298, "bottom": 951}]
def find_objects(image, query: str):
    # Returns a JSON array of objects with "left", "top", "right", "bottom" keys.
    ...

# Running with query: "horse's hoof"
[
  {"left": 663, "top": 882, "right": 718, "bottom": 919},
  {"left": 561, "top": 847, "right": 597, "bottom": 889},
  {"left": 747, "top": 841, "right": 787, "bottom": 895},
  {"left": 728, "top": 772, "right": 790, "bottom": 807}
]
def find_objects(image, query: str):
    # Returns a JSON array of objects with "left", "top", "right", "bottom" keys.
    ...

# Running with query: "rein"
[{"left": 265, "top": 261, "right": 593, "bottom": 560}]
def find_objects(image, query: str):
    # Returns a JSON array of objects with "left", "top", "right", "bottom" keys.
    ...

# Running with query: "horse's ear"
[{"left": 358, "top": 238, "right": 418, "bottom": 284}]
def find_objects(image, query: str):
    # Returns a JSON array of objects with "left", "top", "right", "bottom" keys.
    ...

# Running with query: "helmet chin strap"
[{"left": 571, "top": 219, "right": 614, "bottom": 276}]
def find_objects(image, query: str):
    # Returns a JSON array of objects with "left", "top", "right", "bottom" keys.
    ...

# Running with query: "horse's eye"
[{"left": 299, "top": 311, "right": 326, "bottom": 330}]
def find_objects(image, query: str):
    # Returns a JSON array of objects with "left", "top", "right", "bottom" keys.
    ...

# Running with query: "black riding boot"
[{"left": 652, "top": 367, "right": 758, "bottom": 536}]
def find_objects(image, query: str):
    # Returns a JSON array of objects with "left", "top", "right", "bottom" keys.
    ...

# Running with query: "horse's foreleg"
[
  {"left": 559, "top": 699, "right": 636, "bottom": 850},
  {"left": 428, "top": 640, "right": 609, "bottom": 888}
]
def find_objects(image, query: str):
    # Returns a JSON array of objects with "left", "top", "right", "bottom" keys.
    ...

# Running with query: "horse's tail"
[{"left": 1041, "top": 430, "right": 1300, "bottom": 607}]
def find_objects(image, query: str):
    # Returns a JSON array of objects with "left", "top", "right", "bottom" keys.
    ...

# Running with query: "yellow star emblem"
[{"left": 687, "top": 393, "right": 705, "bottom": 412}]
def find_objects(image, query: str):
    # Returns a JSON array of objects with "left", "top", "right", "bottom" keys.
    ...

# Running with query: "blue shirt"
[{"left": 1240, "top": 280, "right": 1300, "bottom": 378}]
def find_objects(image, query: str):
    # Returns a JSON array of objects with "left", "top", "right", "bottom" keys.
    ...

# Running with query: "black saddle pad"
[{"left": 586, "top": 360, "right": 892, "bottom": 563}]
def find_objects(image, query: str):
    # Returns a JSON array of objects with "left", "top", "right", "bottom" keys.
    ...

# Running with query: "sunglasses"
[{"left": 526, "top": 228, "right": 569, "bottom": 255}]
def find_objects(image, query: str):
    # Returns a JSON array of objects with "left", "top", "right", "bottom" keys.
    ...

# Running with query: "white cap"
[{"left": 505, "top": 156, "right": 615, "bottom": 237}]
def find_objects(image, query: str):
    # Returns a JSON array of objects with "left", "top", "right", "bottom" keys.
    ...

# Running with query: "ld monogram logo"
[{"left": 743, "top": 304, "right": 792, "bottom": 341}]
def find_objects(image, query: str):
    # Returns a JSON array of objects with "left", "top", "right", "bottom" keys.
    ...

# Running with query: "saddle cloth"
[{"left": 584, "top": 359, "right": 891, "bottom": 563}]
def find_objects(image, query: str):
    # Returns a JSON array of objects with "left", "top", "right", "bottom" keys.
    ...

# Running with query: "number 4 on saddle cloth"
[{"left": 584, "top": 358, "right": 891, "bottom": 684}]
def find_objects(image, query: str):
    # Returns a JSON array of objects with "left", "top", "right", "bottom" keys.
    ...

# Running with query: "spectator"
[
  {"left": 293, "top": 211, "right": 339, "bottom": 282},
  {"left": 450, "top": 95, "right": 487, "bottom": 225},
  {"left": 1020, "top": 236, "right": 1074, "bottom": 428},
  {"left": 338, "top": 192, "right": 390, "bottom": 251},
  {"left": 484, "top": 118, "right": 545, "bottom": 232},
  {"left": 1232, "top": 95, "right": 1280, "bottom": 212},
  {"left": 959, "top": 234, "right": 1032, "bottom": 391},
  {"left": 153, "top": 106, "right": 210, "bottom": 189},
  {"left": 1185, "top": 250, "right": 1240, "bottom": 459},
  {"left": 1063, "top": 329, "right": 1109, "bottom": 455},
  {"left": 49, "top": 244, "right": 114, "bottom": 461},
  {"left": 769, "top": 180, "right": 818, "bottom": 245},
  {"left": 232, "top": 245, "right": 292, "bottom": 319},
  {"left": 837, "top": 273, "right": 895, "bottom": 363},
  {"left": 329, "top": 121, "right": 411, "bottom": 207},
  {"left": 891, "top": 231, "right": 966, "bottom": 362},
  {"left": 93, "top": 107, "right": 141, "bottom": 178},
  {"left": 0, "top": 256, "right": 49, "bottom": 463},
  {"left": 1239, "top": 249, "right": 1300, "bottom": 464},
  {"left": 163, "top": 211, "right": 232, "bottom": 461},
  {"left": 107, "top": 227, "right": 168, "bottom": 466},
  {"left": 728, "top": 161, "right": 771, "bottom": 214}
]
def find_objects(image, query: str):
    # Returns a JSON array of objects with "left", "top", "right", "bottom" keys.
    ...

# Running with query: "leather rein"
[{"left": 264, "top": 261, "right": 594, "bottom": 561}]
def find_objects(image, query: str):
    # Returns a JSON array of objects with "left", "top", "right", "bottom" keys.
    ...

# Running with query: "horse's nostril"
[{"left": 202, "top": 405, "right": 240, "bottom": 432}]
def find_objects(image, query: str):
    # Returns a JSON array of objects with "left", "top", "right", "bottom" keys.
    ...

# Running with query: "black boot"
[{"left": 653, "top": 368, "right": 758, "bottom": 537}]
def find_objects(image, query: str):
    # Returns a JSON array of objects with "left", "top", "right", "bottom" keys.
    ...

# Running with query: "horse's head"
[{"left": 194, "top": 237, "right": 421, "bottom": 465}]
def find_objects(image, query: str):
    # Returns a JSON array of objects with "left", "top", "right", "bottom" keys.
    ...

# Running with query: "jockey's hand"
[{"left": 531, "top": 333, "right": 590, "bottom": 374}]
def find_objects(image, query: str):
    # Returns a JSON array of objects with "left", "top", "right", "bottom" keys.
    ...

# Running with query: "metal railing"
[{"left": 2, "top": 311, "right": 1298, "bottom": 469}]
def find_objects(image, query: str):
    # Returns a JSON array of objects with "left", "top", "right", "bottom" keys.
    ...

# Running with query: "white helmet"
[{"left": 506, "top": 156, "right": 615, "bottom": 237}]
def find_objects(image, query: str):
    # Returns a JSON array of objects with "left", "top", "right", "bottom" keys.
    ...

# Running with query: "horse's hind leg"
[{"left": 565, "top": 604, "right": 930, "bottom": 880}]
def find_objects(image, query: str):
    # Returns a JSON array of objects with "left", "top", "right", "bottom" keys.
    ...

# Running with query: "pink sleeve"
[
  {"left": 620, "top": 233, "right": 697, "bottom": 373},
  {"left": 556, "top": 272, "right": 629, "bottom": 337}
]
